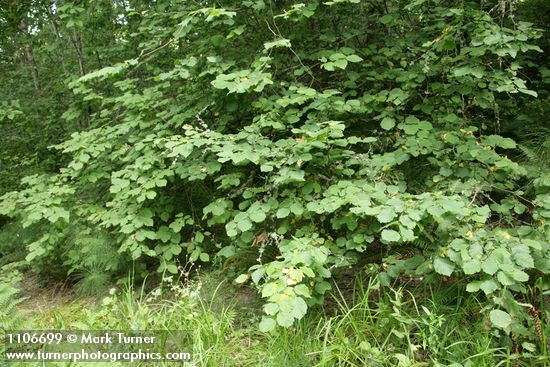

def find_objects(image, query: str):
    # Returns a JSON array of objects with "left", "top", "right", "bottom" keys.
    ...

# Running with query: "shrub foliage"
[{"left": 1, "top": 0, "right": 549, "bottom": 336}]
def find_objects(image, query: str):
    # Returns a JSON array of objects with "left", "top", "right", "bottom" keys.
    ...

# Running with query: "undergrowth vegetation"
[
  {"left": 0, "top": 0, "right": 549, "bottom": 365},
  {"left": 2, "top": 270, "right": 549, "bottom": 366}
]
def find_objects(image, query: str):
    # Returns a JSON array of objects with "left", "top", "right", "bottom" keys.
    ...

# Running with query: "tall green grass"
[{"left": 4, "top": 271, "right": 549, "bottom": 367}]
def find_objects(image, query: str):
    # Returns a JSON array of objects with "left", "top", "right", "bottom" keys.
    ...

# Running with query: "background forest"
[{"left": 0, "top": 0, "right": 549, "bottom": 366}]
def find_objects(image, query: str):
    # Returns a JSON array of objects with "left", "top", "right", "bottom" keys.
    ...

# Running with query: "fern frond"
[
  {"left": 0, "top": 283, "right": 29, "bottom": 332},
  {"left": 518, "top": 144, "right": 540, "bottom": 162}
]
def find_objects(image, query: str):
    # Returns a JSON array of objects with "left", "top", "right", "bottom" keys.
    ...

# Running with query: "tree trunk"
[
  {"left": 70, "top": 29, "right": 86, "bottom": 76},
  {"left": 44, "top": 3, "right": 68, "bottom": 76},
  {"left": 19, "top": 19, "right": 40, "bottom": 91}
]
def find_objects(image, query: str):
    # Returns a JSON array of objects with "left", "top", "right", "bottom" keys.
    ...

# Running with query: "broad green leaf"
[
  {"left": 237, "top": 218, "right": 253, "bottom": 232},
  {"left": 346, "top": 54, "right": 363, "bottom": 63},
  {"left": 217, "top": 245, "right": 235, "bottom": 258},
  {"left": 381, "top": 229, "right": 400, "bottom": 242},
  {"left": 276, "top": 208, "right": 291, "bottom": 218},
  {"left": 290, "top": 203, "right": 304, "bottom": 215},
  {"left": 276, "top": 311, "right": 294, "bottom": 327},
  {"left": 264, "top": 38, "right": 291, "bottom": 50},
  {"left": 259, "top": 317, "right": 276, "bottom": 332},
  {"left": 333, "top": 59, "right": 348, "bottom": 69},
  {"left": 489, "top": 309, "right": 512, "bottom": 329},
  {"left": 262, "top": 282, "right": 279, "bottom": 298},
  {"left": 482, "top": 253, "right": 500, "bottom": 275},
  {"left": 235, "top": 274, "right": 249, "bottom": 283},
  {"left": 433, "top": 257, "right": 455, "bottom": 276},
  {"left": 463, "top": 259, "right": 481, "bottom": 274},
  {"left": 381, "top": 117, "right": 396, "bottom": 130},
  {"left": 249, "top": 209, "right": 267, "bottom": 223},
  {"left": 199, "top": 252, "right": 210, "bottom": 262},
  {"left": 264, "top": 303, "right": 279, "bottom": 315},
  {"left": 291, "top": 297, "right": 308, "bottom": 319},
  {"left": 377, "top": 207, "right": 396, "bottom": 223}
]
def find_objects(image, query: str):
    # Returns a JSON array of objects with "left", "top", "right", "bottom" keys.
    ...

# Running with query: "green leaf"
[
  {"left": 217, "top": 245, "right": 235, "bottom": 258},
  {"left": 346, "top": 54, "right": 363, "bottom": 63},
  {"left": 259, "top": 317, "right": 276, "bottom": 332},
  {"left": 294, "top": 284, "right": 311, "bottom": 297},
  {"left": 251, "top": 267, "right": 265, "bottom": 284},
  {"left": 79, "top": 64, "right": 127, "bottom": 82},
  {"left": 482, "top": 135, "right": 517, "bottom": 149},
  {"left": 235, "top": 274, "right": 249, "bottom": 283},
  {"left": 519, "top": 89, "right": 537, "bottom": 97},
  {"left": 237, "top": 218, "right": 253, "bottom": 232},
  {"left": 226, "top": 224, "right": 238, "bottom": 237},
  {"left": 264, "top": 38, "right": 291, "bottom": 50},
  {"left": 276, "top": 311, "right": 294, "bottom": 327},
  {"left": 314, "top": 281, "right": 331, "bottom": 294},
  {"left": 199, "top": 252, "right": 210, "bottom": 262},
  {"left": 513, "top": 245, "right": 534, "bottom": 268},
  {"left": 380, "top": 14, "right": 394, "bottom": 24},
  {"left": 479, "top": 279, "right": 499, "bottom": 295},
  {"left": 466, "top": 281, "right": 481, "bottom": 293},
  {"left": 381, "top": 117, "right": 396, "bottom": 130},
  {"left": 264, "top": 303, "right": 279, "bottom": 315},
  {"left": 166, "top": 264, "right": 178, "bottom": 274},
  {"left": 453, "top": 66, "right": 485, "bottom": 78},
  {"left": 489, "top": 309, "right": 512, "bottom": 329},
  {"left": 276, "top": 208, "right": 291, "bottom": 218},
  {"left": 509, "top": 269, "right": 529, "bottom": 282},
  {"left": 381, "top": 229, "right": 400, "bottom": 242},
  {"left": 249, "top": 209, "right": 267, "bottom": 223},
  {"left": 333, "top": 59, "right": 348, "bottom": 69},
  {"left": 290, "top": 202, "right": 304, "bottom": 215},
  {"left": 497, "top": 270, "right": 515, "bottom": 286},
  {"left": 291, "top": 297, "right": 308, "bottom": 319},
  {"left": 463, "top": 259, "right": 481, "bottom": 274},
  {"left": 377, "top": 207, "right": 396, "bottom": 223},
  {"left": 262, "top": 282, "right": 279, "bottom": 297},
  {"left": 433, "top": 257, "right": 455, "bottom": 276},
  {"left": 260, "top": 164, "right": 273, "bottom": 172},
  {"left": 482, "top": 254, "right": 500, "bottom": 275}
]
